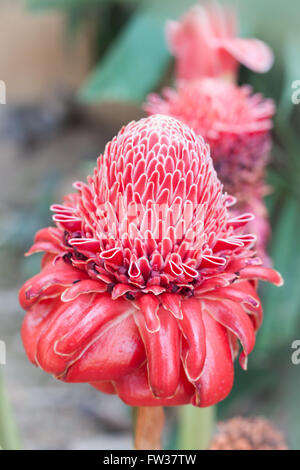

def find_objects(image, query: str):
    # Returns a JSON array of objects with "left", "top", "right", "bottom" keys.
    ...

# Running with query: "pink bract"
[{"left": 166, "top": 2, "right": 274, "bottom": 81}]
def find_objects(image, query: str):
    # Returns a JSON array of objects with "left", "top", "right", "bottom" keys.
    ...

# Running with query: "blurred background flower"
[
  {"left": 145, "top": 78, "right": 275, "bottom": 264},
  {"left": 0, "top": 0, "right": 300, "bottom": 450}
]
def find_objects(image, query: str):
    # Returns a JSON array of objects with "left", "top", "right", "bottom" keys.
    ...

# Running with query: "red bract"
[
  {"left": 167, "top": 2, "right": 273, "bottom": 81},
  {"left": 19, "top": 115, "right": 282, "bottom": 407},
  {"left": 145, "top": 79, "right": 275, "bottom": 263}
]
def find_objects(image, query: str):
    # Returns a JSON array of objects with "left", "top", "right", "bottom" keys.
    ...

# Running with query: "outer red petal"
[
  {"left": 160, "top": 292, "right": 183, "bottom": 319},
  {"left": 19, "top": 260, "right": 89, "bottom": 309},
  {"left": 134, "top": 305, "right": 180, "bottom": 399},
  {"left": 136, "top": 293, "right": 160, "bottom": 333},
  {"left": 114, "top": 364, "right": 194, "bottom": 406},
  {"left": 21, "top": 297, "right": 61, "bottom": 364},
  {"left": 179, "top": 297, "right": 206, "bottom": 382},
  {"left": 63, "top": 313, "right": 145, "bottom": 382},
  {"left": 232, "top": 280, "right": 263, "bottom": 329},
  {"left": 91, "top": 381, "right": 116, "bottom": 395},
  {"left": 202, "top": 285, "right": 260, "bottom": 311},
  {"left": 34, "top": 293, "right": 133, "bottom": 377},
  {"left": 61, "top": 279, "right": 107, "bottom": 302},
  {"left": 25, "top": 227, "right": 63, "bottom": 256},
  {"left": 192, "top": 309, "right": 234, "bottom": 407},
  {"left": 239, "top": 266, "right": 283, "bottom": 286},
  {"left": 204, "top": 298, "right": 255, "bottom": 369},
  {"left": 34, "top": 294, "right": 95, "bottom": 375}
]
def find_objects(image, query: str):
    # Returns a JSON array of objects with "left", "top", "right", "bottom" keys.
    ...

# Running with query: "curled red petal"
[
  {"left": 63, "top": 313, "right": 145, "bottom": 382},
  {"left": 233, "top": 280, "right": 263, "bottom": 330},
  {"left": 52, "top": 294, "right": 132, "bottom": 357},
  {"left": 111, "top": 284, "right": 137, "bottom": 300},
  {"left": 90, "top": 381, "right": 116, "bottom": 395},
  {"left": 41, "top": 253, "right": 56, "bottom": 269},
  {"left": 202, "top": 285, "right": 260, "bottom": 311},
  {"left": 25, "top": 227, "right": 62, "bottom": 256},
  {"left": 114, "top": 364, "right": 194, "bottom": 406},
  {"left": 192, "top": 310, "right": 234, "bottom": 407},
  {"left": 179, "top": 297, "right": 206, "bottom": 382},
  {"left": 239, "top": 266, "right": 283, "bottom": 286},
  {"left": 69, "top": 238, "right": 101, "bottom": 253},
  {"left": 35, "top": 294, "right": 96, "bottom": 375},
  {"left": 21, "top": 297, "right": 61, "bottom": 364},
  {"left": 35, "top": 293, "right": 132, "bottom": 376},
  {"left": 134, "top": 307, "right": 180, "bottom": 398},
  {"left": 136, "top": 293, "right": 160, "bottom": 333},
  {"left": 61, "top": 279, "right": 107, "bottom": 302},
  {"left": 204, "top": 299, "right": 255, "bottom": 369},
  {"left": 160, "top": 292, "right": 183, "bottom": 319},
  {"left": 19, "top": 261, "right": 89, "bottom": 309}
]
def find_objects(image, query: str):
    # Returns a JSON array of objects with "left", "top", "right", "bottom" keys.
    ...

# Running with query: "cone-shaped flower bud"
[{"left": 19, "top": 115, "right": 282, "bottom": 407}]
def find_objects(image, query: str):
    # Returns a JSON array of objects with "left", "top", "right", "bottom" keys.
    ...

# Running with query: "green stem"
[
  {"left": 177, "top": 405, "right": 215, "bottom": 450},
  {"left": 0, "top": 372, "right": 20, "bottom": 450}
]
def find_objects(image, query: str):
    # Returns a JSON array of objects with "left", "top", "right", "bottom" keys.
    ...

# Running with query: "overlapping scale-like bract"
[{"left": 19, "top": 115, "right": 282, "bottom": 407}]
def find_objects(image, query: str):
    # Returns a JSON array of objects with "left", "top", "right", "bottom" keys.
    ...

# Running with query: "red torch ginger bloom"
[
  {"left": 167, "top": 2, "right": 274, "bottom": 82},
  {"left": 19, "top": 115, "right": 282, "bottom": 407},
  {"left": 145, "top": 79, "right": 275, "bottom": 263},
  {"left": 145, "top": 79, "right": 274, "bottom": 197}
]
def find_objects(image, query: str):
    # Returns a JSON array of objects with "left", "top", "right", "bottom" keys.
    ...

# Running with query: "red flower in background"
[
  {"left": 166, "top": 2, "right": 273, "bottom": 82},
  {"left": 145, "top": 79, "right": 274, "bottom": 196},
  {"left": 145, "top": 79, "right": 275, "bottom": 263},
  {"left": 19, "top": 115, "right": 282, "bottom": 407}
]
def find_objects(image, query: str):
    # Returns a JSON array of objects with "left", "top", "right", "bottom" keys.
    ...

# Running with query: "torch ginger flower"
[
  {"left": 166, "top": 2, "right": 274, "bottom": 82},
  {"left": 19, "top": 115, "right": 282, "bottom": 407},
  {"left": 145, "top": 79, "right": 275, "bottom": 263}
]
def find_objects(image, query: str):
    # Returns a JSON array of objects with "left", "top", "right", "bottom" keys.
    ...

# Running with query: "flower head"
[
  {"left": 19, "top": 115, "right": 282, "bottom": 407},
  {"left": 167, "top": 2, "right": 274, "bottom": 81}
]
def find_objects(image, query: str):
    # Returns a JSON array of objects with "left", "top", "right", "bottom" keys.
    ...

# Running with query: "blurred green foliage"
[
  {"left": 25, "top": 0, "right": 300, "bottom": 448},
  {"left": 0, "top": 373, "right": 20, "bottom": 450},
  {"left": 27, "top": 0, "right": 196, "bottom": 102}
]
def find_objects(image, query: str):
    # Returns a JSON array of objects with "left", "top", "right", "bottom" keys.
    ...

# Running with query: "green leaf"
[
  {"left": 79, "top": 0, "right": 194, "bottom": 103},
  {"left": 0, "top": 373, "right": 20, "bottom": 450},
  {"left": 79, "top": 7, "right": 167, "bottom": 103},
  {"left": 276, "top": 36, "right": 300, "bottom": 125},
  {"left": 255, "top": 196, "right": 300, "bottom": 356},
  {"left": 26, "top": 0, "right": 108, "bottom": 10}
]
